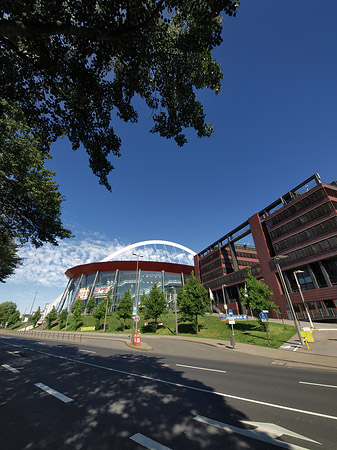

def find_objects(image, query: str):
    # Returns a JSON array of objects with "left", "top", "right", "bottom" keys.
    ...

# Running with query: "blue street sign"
[
  {"left": 228, "top": 309, "right": 233, "bottom": 317},
  {"left": 260, "top": 312, "right": 267, "bottom": 320}
]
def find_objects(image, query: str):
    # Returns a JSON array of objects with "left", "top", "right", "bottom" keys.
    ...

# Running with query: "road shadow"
[{"left": 0, "top": 333, "right": 319, "bottom": 450}]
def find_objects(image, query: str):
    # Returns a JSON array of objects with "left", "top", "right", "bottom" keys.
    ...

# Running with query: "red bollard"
[{"left": 134, "top": 330, "right": 141, "bottom": 346}]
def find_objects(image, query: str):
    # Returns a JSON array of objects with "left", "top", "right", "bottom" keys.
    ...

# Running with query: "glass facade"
[{"left": 67, "top": 267, "right": 188, "bottom": 310}]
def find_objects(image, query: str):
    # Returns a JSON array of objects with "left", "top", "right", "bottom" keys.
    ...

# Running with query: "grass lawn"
[{"left": 21, "top": 311, "right": 296, "bottom": 349}]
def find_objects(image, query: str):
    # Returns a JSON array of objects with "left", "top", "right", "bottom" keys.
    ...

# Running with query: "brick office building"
[{"left": 194, "top": 174, "right": 337, "bottom": 322}]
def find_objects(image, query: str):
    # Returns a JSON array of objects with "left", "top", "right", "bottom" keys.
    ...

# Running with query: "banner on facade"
[
  {"left": 93, "top": 286, "right": 111, "bottom": 298},
  {"left": 77, "top": 287, "right": 90, "bottom": 301}
]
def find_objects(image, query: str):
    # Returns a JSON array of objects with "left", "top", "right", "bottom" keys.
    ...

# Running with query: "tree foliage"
[
  {"left": 30, "top": 306, "right": 41, "bottom": 328},
  {"left": 177, "top": 272, "right": 209, "bottom": 333},
  {"left": 71, "top": 299, "right": 84, "bottom": 329},
  {"left": 0, "top": 232, "right": 21, "bottom": 283},
  {"left": 85, "top": 296, "right": 96, "bottom": 315},
  {"left": 116, "top": 289, "right": 133, "bottom": 330},
  {"left": 0, "top": 1, "right": 239, "bottom": 190},
  {"left": 46, "top": 306, "right": 58, "bottom": 329},
  {"left": 240, "top": 266, "right": 279, "bottom": 323},
  {"left": 0, "top": 301, "right": 20, "bottom": 327},
  {"left": 142, "top": 283, "right": 167, "bottom": 325},
  {"left": 93, "top": 296, "right": 112, "bottom": 330},
  {"left": 58, "top": 309, "right": 68, "bottom": 329},
  {"left": 0, "top": 101, "right": 72, "bottom": 281}
]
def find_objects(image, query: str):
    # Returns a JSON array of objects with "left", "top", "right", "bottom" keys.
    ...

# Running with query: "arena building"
[{"left": 57, "top": 240, "right": 195, "bottom": 312}]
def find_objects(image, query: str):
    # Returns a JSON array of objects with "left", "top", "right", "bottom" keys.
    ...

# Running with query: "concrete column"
[{"left": 319, "top": 261, "right": 333, "bottom": 287}]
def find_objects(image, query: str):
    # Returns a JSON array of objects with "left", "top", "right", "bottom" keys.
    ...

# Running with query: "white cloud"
[
  {"left": 11, "top": 236, "right": 125, "bottom": 287},
  {"left": 9, "top": 235, "right": 194, "bottom": 288}
]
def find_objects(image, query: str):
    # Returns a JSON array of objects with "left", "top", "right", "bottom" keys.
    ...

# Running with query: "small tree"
[
  {"left": 142, "top": 283, "right": 167, "bottom": 328},
  {"left": 7, "top": 310, "right": 20, "bottom": 328},
  {"left": 71, "top": 299, "right": 84, "bottom": 330},
  {"left": 116, "top": 290, "right": 133, "bottom": 330},
  {"left": 85, "top": 296, "right": 96, "bottom": 315},
  {"left": 177, "top": 272, "right": 209, "bottom": 333},
  {"left": 46, "top": 307, "right": 57, "bottom": 329},
  {"left": 30, "top": 306, "right": 41, "bottom": 328},
  {"left": 93, "top": 299, "right": 107, "bottom": 331},
  {"left": 58, "top": 309, "right": 68, "bottom": 330},
  {"left": 240, "top": 266, "right": 279, "bottom": 326}
]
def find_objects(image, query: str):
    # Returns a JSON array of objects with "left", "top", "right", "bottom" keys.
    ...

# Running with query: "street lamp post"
[
  {"left": 131, "top": 252, "right": 143, "bottom": 343},
  {"left": 294, "top": 270, "right": 314, "bottom": 328},
  {"left": 29, "top": 291, "right": 39, "bottom": 316},
  {"left": 274, "top": 257, "right": 304, "bottom": 345},
  {"left": 169, "top": 286, "right": 178, "bottom": 336}
]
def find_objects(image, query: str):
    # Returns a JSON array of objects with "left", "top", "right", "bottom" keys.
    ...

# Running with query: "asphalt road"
[{"left": 0, "top": 334, "right": 336, "bottom": 450}]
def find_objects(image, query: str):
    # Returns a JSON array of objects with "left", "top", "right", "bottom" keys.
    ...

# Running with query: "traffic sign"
[
  {"left": 134, "top": 315, "right": 140, "bottom": 322},
  {"left": 228, "top": 309, "right": 233, "bottom": 317},
  {"left": 259, "top": 312, "right": 267, "bottom": 322},
  {"left": 132, "top": 306, "right": 137, "bottom": 316}
]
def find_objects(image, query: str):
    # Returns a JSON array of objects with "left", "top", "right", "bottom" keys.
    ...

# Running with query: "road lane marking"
[
  {"left": 35, "top": 350, "right": 337, "bottom": 421},
  {"left": 194, "top": 416, "right": 316, "bottom": 450},
  {"left": 176, "top": 364, "right": 226, "bottom": 374},
  {"left": 79, "top": 349, "right": 96, "bottom": 354},
  {"left": 300, "top": 381, "right": 337, "bottom": 389},
  {"left": 130, "top": 433, "right": 172, "bottom": 450},
  {"left": 6, "top": 351, "right": 22, "bottom": 357},
  {"left": 317, "top": 328, "right": 337, "bottom": 331},
  {"left": 34, "top": 383, "right": 73, "bottom": 403},
  {"left": 2, "top": 364, "right": 20, "bottom": 373}
]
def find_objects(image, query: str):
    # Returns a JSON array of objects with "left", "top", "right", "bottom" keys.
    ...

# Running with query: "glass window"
[
  {"left": 329, "top": 236, "right": 337, "bottom": 248},
  {"left": 320, "top": 240, "right": 330, "bottom": 251},
  {"left": 138, "top": 271, "right": 163, "bottom": 298}
]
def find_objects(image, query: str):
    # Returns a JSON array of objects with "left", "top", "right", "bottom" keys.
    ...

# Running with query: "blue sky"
[{"left": 1, "top": 0, "right": 337, "bottom": 313}]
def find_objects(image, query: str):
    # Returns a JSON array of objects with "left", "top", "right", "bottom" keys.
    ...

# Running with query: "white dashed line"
[
  {"left": 2, "top": 364, "right": 20, "bottom": 373},
  {"left": 35, "top": 383, "right": 74, "bottom": 403},
  {"left": 300, "top": 381, "right": 337, "bottom": 389},
  {"left": 176, "top": 364, "right": 226, "bottom": 374},
  {"left": 130, "top": 433, "right": 172, "bottom": 450}
]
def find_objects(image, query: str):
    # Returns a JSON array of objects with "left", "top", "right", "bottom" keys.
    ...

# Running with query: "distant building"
[{"left": 195, "top": 174, "right": 337, "bottom": 322}]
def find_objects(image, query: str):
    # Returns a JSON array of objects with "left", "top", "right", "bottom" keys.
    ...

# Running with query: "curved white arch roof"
[{"left": 101, "top": 240, "right": 196, "bottom": 262}]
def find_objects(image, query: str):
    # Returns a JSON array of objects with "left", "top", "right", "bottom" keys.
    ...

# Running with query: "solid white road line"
[
  {"left": 317, "top": 328, "right": 337, "bottom": 331},
  {"left": 35, "top": 350, "right": 337, "bottom": 421},
  {"left": 2, "top": 364, "right": 20, "bottom": 373},
  {"left": 130, "top": 433, "right": 172, "bottom": 450},
  {"left": 79, "top": 349, "right": 96, "bottom": 354},
  {"left": 176, "top": 364, "right": 226, "bottom": 374},
  {"left": 300, "top": 381, "right": 337, "bottom": 389},
  {"left": 35, "top": 383, "right": 73, "bottom": 403}
]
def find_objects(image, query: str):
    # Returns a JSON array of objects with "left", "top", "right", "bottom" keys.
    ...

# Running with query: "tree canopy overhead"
[{"left": 0, "top": 0, "right": 239, "bottom": 190}]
